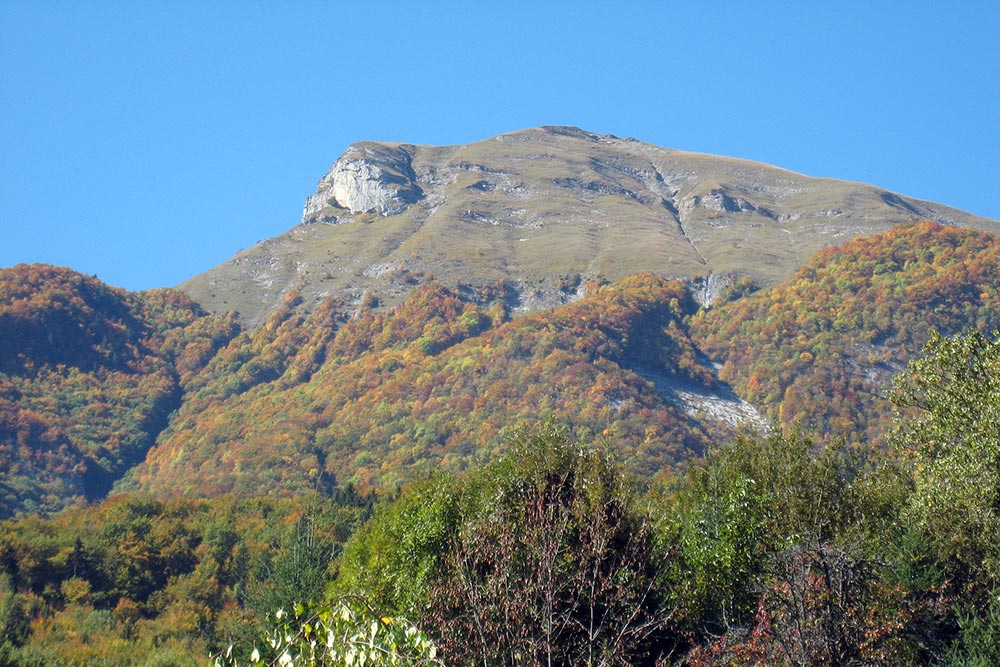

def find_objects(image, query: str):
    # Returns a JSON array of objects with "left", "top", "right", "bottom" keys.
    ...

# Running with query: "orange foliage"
[
  {"left": 0, "top": 264, "right": 240, "bottom": 517},
  {"left": 133, "top": 275, "right": 719, "bottom": 498},
  {"left": 692, "top": 222, "right": 1000, "bottom": 440}
]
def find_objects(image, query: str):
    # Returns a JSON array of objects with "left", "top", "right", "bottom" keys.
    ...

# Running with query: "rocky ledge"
[{"left": 302, "top": 142, "right": 423, "bottom": 221}]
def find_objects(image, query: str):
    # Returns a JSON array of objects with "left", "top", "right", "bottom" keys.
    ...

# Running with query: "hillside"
[
  {"left": 5, "top": 221, "right": 1000, "bottom": 515},
  {"left": 178, "top": 127, "right": 995, "bottom": 327},
  {"left": 691, "top": 221, "right": 1000, "bottom": 440},
  {"left": 5, "top": 218, "right": 1000, "bottom": 666},
  {"left": 3, "top": 129, "right": 1000, "bottom": 521},
  {"left": 133, "top": 222, "right": 1000, "bottom": 501},
  {"left": 0, "top": 265, "right": 239, "bottom": 517},
  {"left": 119, "top": 274, "right": 760, "bottom": 498}
]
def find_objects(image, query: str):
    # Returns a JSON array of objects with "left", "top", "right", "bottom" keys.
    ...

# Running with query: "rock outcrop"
[
  {"left": 687, "top": 273, "right": 736, "bottom": 308},
  {"left": 302, "top": 142, "right": 423, "bottom": 219}
]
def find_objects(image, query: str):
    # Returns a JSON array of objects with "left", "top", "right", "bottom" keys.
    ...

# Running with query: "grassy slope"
[{"left": 180, "top": 127, "right": 994, "bottom": 327}]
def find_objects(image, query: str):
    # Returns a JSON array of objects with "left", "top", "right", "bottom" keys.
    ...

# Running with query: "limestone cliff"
[{"left": 302, "top": 142, "right": 423, "bottom": 218}]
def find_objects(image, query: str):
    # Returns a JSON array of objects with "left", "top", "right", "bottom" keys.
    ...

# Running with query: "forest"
[
  {"left": 1, "top": 222, "right": 1000, "bottom": 665},
  {"left": 3, "top": 327, "right": 1000, "bottom": 665}
]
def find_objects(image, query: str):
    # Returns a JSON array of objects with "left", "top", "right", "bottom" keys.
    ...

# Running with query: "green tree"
[
  {"left": 425, "top": 422, "right": 675, "bottom": 667},
  {"left": 243, "top": 512, "right": 339, "bottom": 629},
  {"left": 890, "top": 330, "right": 1000, "bottom": 584},
  {"left": 0, "top": 575, "right": 31, "bottom": 649},
  {"left": 337, "top": 422, "right": 678, "bottom": 666},
  {"left": 333, "top": 478, "right": 461, "bottom": 616},
  {"left": 666, "top": 431, "right": 863, "bottom": 635},
  {"left": 943, "top": 590, "right": 1000, "bottom": 667},
  {"left": 888, "top": 330, "right": 1000, "bottom": 664}
]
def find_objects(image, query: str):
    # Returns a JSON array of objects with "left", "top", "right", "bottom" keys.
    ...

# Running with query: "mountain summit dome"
[{"left": 179, "top": 127, "right": 997, "bottom": 326}]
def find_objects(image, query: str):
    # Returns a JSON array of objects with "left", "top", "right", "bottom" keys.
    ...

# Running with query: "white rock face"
[
  {"left": 687, "top": 273, "right": 733, "bottom": 308},
  {"left": 302, "top": 143, "right": 423, "bottom": 221},
  {"left": 637, "top": 368, "right": 770, "bottom": 434}
]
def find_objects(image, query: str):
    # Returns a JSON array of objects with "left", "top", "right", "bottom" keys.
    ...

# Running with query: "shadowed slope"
[{"left": 0, "top": 265, "right": 240, "bottom": 517}]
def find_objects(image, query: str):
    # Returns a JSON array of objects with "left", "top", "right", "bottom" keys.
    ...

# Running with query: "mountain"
[
  {"left": 178, "top": 126, "right": 995, "bottom": 327},
  {"left": 4, "top": 130, "right": 1000, "bottom": 516},
  {"left": 120, "top": 222, "right": 1000, "bottom": 501},
  {"left": 6, "top": 131, "right": 1000, "bottom": 667},
  {"left": 3, "top": 237, "right": 999, "bottom": 667}
]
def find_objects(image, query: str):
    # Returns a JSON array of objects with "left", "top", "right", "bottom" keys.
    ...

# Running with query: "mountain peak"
[
  {"left": 530, "top": 125, "right": 612, "bottom": 141},
  {"left": 303, "top": 141, "right": 422, "bottom": 219},
  {"left": 181, "top": 128, "right": 998, "bottom": 327}
]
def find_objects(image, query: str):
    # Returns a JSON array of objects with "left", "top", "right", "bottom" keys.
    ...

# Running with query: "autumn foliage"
[
  {"left": 129, "top": 273, "right": 717, "bottom": 499},
  {"left": 3, "top": 222, "right": 1000, "bottom": 665},
  {"left": 692, "top": 221, "right": 1000, "bottom": 439},
  {"left": 0, "top": 265, "right": 239, "bottom": 517}
]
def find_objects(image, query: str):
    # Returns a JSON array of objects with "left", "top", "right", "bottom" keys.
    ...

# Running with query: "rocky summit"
[{"left": 179, "top": 127, "right": 996, "bottom": 327}]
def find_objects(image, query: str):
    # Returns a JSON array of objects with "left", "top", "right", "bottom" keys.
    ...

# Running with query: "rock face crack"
[
  {"left": 672, "top": 206, "right": 708, "bottom": 266},
  {"left": 646, "top": 161, "right": 708, "bottom": 266}
]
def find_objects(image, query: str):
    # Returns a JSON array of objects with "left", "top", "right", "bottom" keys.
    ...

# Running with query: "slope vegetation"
[
  {"left": 691, "top": 221, "right": 1000, "bottom": 439},
  {"left": 5, "top": 222, "right": 1000, "bottom": 516},
  {"left": 123, "top": 275, "right": 730, "bottom": 498},
  {"left": 0, "top": 265, "right": 239, "bottom": 517}
]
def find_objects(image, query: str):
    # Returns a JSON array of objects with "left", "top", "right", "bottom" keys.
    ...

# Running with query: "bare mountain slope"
[{"left": 180, "top": 126, "right": 996, "bottom": 326}]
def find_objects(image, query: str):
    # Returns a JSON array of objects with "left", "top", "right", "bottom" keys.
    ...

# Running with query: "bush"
[{"left": 213, "top": 600, "right": 441, "bottom": 667}]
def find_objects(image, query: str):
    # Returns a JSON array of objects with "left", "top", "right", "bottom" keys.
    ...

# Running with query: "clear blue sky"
[{"left": 2, "top": 2, "right": 998, "bottom": 291}]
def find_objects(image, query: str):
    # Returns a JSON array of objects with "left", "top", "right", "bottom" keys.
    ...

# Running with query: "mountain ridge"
[
  {"left": 179, "top": 127, "right": 996, "bottom": 327},
  {"left": 4, "top": 223, "right": 1000, "bottom": 515},
  {"left": 4, "top": 129, "right": 1000, "bottom": 516}
]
